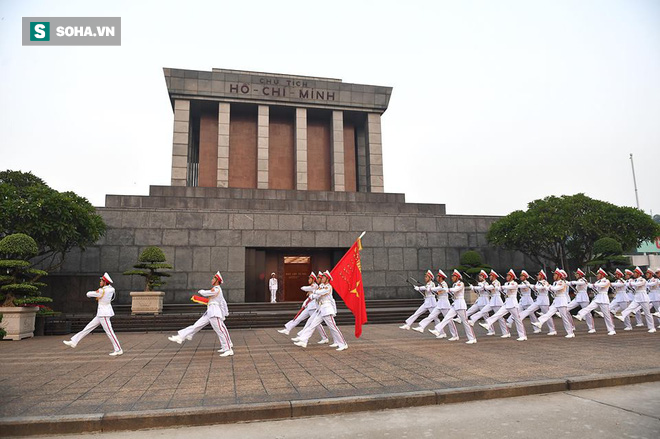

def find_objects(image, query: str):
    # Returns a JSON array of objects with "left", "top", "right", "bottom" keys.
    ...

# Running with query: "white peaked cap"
[
  {"left": 597, "top": 268, "right": 608, "bottom": 277},
  {"left": 324, "top": 270, "right": 333, "bottom": 281},
  {"left": 318, "top": 271, "right": 324, "bottom": 278},
  {"left": 576, "top": 268, "right": 586, "bottom": 277},
  {"left": 560, "top": 269, "right": 568, "bottom": 278},
  {"left": 538, "top": 269, "right": 546, "bottom": 279},
  {"left": 426, "top": 269, "right": 434, "bottom": 278},
  {"left": 614, "top": 268, "right": 624, "bottom": 276},
  {"left": 271, "top": 272, "right": 276, "bottom": 276},
  {"left": 452, "top": 269, "right": 462, "bottom": 279},
  {"left": 101, "top": 272, "right": 113, "bottom": 284},
  {"left": 489, "top": 270, "right": 499, "bottom": 278},
  {"left": 478, "top": 269, "right": 488, "bottom": 278},
  {"left": 625, "top": 269, "right": 633, "bottom": 275},
  {"left": 646, "top": 267, "right": 654, "bottom": 274},
  {"left": 310, "top": 272, "right": 317, "bottom": 280},
  {"left": 437, "top": 269, "right": 447, "bottom": 279},
  {"left": 634, "top": 266, "right": 643, "bottom": 275},
  {"left": 214, "top": 271, "right": 223, "bottom": 283},
  {"left": 507, "top": 269, "right": 517, "bottom": 279},
  {"left": 520, "top": 270, "right": 529, "bottom": 278}
]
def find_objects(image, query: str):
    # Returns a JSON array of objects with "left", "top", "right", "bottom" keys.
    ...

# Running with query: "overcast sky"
[{"left": 1, "top": 0, "right": 658, "bottom": 217}]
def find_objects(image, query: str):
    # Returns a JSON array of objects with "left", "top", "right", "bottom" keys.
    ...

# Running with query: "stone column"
[
  {"left": 356, "top": 122, "right": 368, "bottom": 192},
  {"left": 366, "top": 113, "right": 384, "bottom": 193},
  {"left": 171, "top": 99, "right": 190, "bottom": 186},
  {"left": 217, "top": 102, "right": 231, "bottom": 188},
  {"left": 331, "top": 110, "right": 345, "bottom": 191},
  {"left": 295, "top": 108, "right": 308, "bottom": 190},
  {"left": 257, "top": 105, "right": 269, "bottom": 189}
]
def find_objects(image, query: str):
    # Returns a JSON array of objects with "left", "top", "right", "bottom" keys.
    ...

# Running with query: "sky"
[{"left": 0, "top": 0, "right": 658, "bottom": 216}]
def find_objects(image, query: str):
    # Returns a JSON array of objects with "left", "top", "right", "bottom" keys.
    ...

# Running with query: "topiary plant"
[
  {"left": 0, "top": 233, "right": 52, "bottom": 307},
  {"left": 0, "top": 314, "right": 6, "bottom": 339},
  {"left": 587, "top": 237, "right": 629, "bottom": 272},
  {"left": 453, "top": 250, "right": 493, "bottom": 284},
  {"left": 123, "top": 246, "right": 173, "bottom": 291}
]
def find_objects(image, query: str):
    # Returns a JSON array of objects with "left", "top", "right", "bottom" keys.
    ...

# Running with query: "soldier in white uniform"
[
  {"left": 609, "top": 269, "right": 633, "bottom": 331},
  {"left": 615, "top": 267, "right": 656, "bottom": 333},
  {"left": 466, "top": 270, "right": 495, "bottom": 336},
  {"left": 269, "top": 273, "right": 278, "bottom": 303},
  {"left": 645, "top": 268, "right": 660, "bottom": 328},
  {"left": 281, "top": 272, "right": 329, "bottom": 343},
  {"left": 574, "top": 268, "right": 616, "bottom": 335},
  {"left": 399, "top": 270, "right": 440, "bottom": 330},
  {"left": 412, "top": 269, "right": 458, "bottom": 339},
  {"left": 507, "top": 270, "right": 538, "bottom": 332},
  {"left": 167, "top": 271, "right": 234, "bottom": 357},
  {"left": 532, "top": 269, "right": 575, "bottom": 338},
  {"left": 566, "top": 269, "right": 595, "bottom": 333},
  {"left": 624, "top": 269, "right": 644, "bottom": 327},
  {"left": 469, "top": 270, "right": 510, "bottom": 337},
  {"left": 479, "top": 269, "right": 527, "bottom": 341},
  {"left": 518, "top": 270, "right": 556, "bottom": 335},
  {"left": 63, "top": 273, "right": 123, "bottom": 356},
  {"left": 432, "top": 270, "right": 477, "bottom": 344},
  {"left": 294, "top": 271, "right": 348, "bottom": 351}
]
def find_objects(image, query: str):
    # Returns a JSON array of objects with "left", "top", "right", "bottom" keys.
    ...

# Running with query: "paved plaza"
[{"left": 2, "top": 320, "right": 659, "bottom": 422}]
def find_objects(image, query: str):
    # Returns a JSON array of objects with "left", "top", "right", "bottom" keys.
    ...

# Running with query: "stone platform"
[{"left": 1, "top": 321, "right": 659, "bottom": 436}]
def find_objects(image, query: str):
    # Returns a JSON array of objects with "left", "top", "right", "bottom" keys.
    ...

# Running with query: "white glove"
[{"left": 414, "top": 286, "right": 420, "bottom": 291}]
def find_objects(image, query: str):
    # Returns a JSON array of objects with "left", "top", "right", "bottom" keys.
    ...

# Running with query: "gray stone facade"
[{"left": 48, "top": 186, "right": 533, "bottom": 314}]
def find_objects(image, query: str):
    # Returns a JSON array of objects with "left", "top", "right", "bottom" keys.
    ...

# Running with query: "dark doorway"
[{"left": 283, "top": 256, "right": 311, "bottom": 302}]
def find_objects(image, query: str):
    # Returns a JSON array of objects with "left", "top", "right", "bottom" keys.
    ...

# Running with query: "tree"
[
  {"left": 123, "top": 246, "right": 173, "bottom": 291},
  {"left": 586, "top": 237, "right": 629, "bottom": 272},
  {"left": 453, "top": 250, "right": 492, "bottom": 285},
  {"left": 0, "top": 170, "right": 106, "bottom": 272},
  {"left": 487, "top": 194, "right": 660, "bottom": 271},
  {"left": 654, "top": 214, "right": 660, "bottom": 224},
  {"left": 0, "top": 234, "right": 51, "bottom": 307}
]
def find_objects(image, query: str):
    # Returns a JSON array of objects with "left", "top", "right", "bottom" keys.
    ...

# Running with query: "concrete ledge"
[{"left": 3, "top": 369, "right": 660, "bottom": 437}]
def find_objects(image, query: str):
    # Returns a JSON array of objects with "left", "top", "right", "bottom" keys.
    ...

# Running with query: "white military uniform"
[
  {"left": 470, "top": 279, "right": 510, "bottom": 336},
  {"left": 177, "top": 285, "right": 233, "bottom": 351},
  {"left": 619, "top": 277, "right": 656, "bottom": 332},
  {"left": 297, "top": 283, "right": 347, "bottom": 348},
  {"left": 284, "top": 283, "right": 328, "bottom": 340},
  {"left": 626, "top": 278, "right": 644, "bottom": 326},
  {"left": 519, "top": 279, "right": 556, "bottom": 334},
  {"left": 402, "top": 280, "right": 439, "bottom": 328},
  {"left": 433, "top": 279, "right": 476, "bottom": 343},
  {"left": 414, "top": 280, "right": 458, "bottom": 338},
  {"left": 647, "top": 276, "right": 660, "bottom": 327},
  {"left": 269, "top": 276, "right": 278, "bottom": 303},
  {"left": 508, "top": 279, "right": 538, "bottom": 328},
  {"left": 466, "top": 280, "right": 491, "bottom": 319},
  {"left": 69, "top": 284, "right": 122, "bottom": 353},
  {"left": 567, "top": 278, "right": 594, "bottom": 331},
  {"left": 535, "top": 278, "right": 575, "bottom": 337},
  {"left": 484, "top": 280, "right": 526, "bottom": 340},
  {"left": 576, "top": 277, "right": 615, "bottom": 334},
  {"left": 609, "top": 278, "right": 632, "bottom": 330}
]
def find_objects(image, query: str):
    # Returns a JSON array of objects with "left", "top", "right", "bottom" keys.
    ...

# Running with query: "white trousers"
[
  {"left": 538, "top": 306, "right": 574, "bottom": 335},
  {"left": 434, "top": 308, "right": 476, "bottom": 341},
  {"left": 71, "top": 316, "right": 122, "bottom": 352},
  {"left": 621, "top": 301, "right": 654, "bottom": 330},
  {"left": 567, "top": 299, "right": 594, "bottom": 330},
  {"left": 487, "top": 306, "right": 526, "bottom": 338},
  {"left": 296, "top": 309, "right": 328, "bottom": 340},
  {"left": 178, "top": 312, "right": 232, "bottom": 351},
  {"left": 298, "top": 311, "right": 346, "bottom": 347},
  {"left": 651, "top": 301, "right": 660, "bottom": 326},
  {"left": 285, "top": 306, "right": 326, "bottom": 338},
  {"left": 610, "top": 299, "right": 632, "bottom": 329},
  {"left": 405, "top": 303, "right": 439, "bottom": 327},
  {"left": 416, "top": 307, "right": 458, "bottom": 337},
  {"left": 466, "top": 300, "right": 488, "bottom": 318},
  {"left": 270, "top": 288, "right": 277, "bottom": 303},
  {"left": 508, "top": 300, "right": 538, "bottom": 325},
  {"left": 470, "top": 305, "right": 509, "bottom": 335},
  {"left": 577, "top": 301, "right": 615, "bottom": 332},
  {"left": 519, "top": 302, "right": 555, "bottom": 332}
]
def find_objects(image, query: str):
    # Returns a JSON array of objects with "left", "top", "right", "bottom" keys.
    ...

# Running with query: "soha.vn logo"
[{"left": 30, "top": 22, "right": 50, "bottom": 41}]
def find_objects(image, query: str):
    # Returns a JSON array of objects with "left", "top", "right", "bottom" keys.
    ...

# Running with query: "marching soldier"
[
  {"left": 63, "top": 273, "right": 123, "bottom": 356},
  {"left": 269, "top": 272, "right": 278, "bottom": 303},
  {"left": 646, "top": 268, "right": 660, "bottom": 328},
  {"left": 399, "top": 270, "right": 440, "bottom": 330},
  {"left": 624, "top": 269, "right": 644, "bottom": 327},
  {"left": 609, "top": 268, "right": 633, "bottom": 331},
  {"left": 466, "top": 270, "right": 495, "bottom": 335},
  {"left": 412, "top": 269, "right": 459, "bottom": 339},
  {"left": 615, "top": 267, "right": 656, "bottom": 332},
  {"left": 479, "top": 269, "right": 527, "bottom": 341},
  {"left": 283, "top": 272, "right": 329, "bottom": 343},
  {"left": 469, "top": 270, "right": 510, "bottom": 337},
  {"left": 167, "top": 271, "right": 234, "bottom": 357},
  {"left": 574, "top": 268, "right": 616, "bottom": 335},
  {"left": 431, "top": 270, "right": 477, "bottom": 344},
  {"left": 507, "top": 270, "right": 539, "bottom": 332},
  {"left": 532, "top": 269, "right": 575, "bottom": 338},
  {"left": 567, "top": 269, "right": 594, "bottom": 333},
  {"left": 518, "top": 270, "right": 557, "bottom": 335},
  {"left": 294, "top": 271, "right": 348, "bottom": 351}
]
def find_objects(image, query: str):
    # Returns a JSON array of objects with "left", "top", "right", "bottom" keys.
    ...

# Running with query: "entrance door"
[{"left": 283, "top": 256, "right": 311, "bottom": 302}]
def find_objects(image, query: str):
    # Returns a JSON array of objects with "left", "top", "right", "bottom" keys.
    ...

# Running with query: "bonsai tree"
[
  {"left": 0, "top": 314, "right": 6, "bottom": 339},
  {"left": 0, "top": 233, "right": 52, "bottom": 307},
  {"left": 453, "top": 250, "right": 492, "bottom": 285},
  {"left": 124, "top": 246, "right": 173, "bottom": 291},
  {"left": 586, "top": 237, "right": 629, "bottom": 273}
]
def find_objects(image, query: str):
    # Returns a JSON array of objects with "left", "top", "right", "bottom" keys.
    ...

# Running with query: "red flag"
[{"left": 330, "top": 235, "right": 367, "bottom": 337}]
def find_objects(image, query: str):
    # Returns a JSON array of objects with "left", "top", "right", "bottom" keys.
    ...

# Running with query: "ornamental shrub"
[
  {"left": 0, "top": 233, "right": 52, "bottom": 307},
  {"left": 123, "top": 246, "right": 173, "bottom": 291}
]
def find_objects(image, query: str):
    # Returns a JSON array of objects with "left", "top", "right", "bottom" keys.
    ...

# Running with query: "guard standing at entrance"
[{"left": 269, "top": 272, "right": 278, "bottom": 303}]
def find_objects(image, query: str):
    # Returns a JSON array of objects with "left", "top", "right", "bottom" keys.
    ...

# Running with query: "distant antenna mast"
[{"left": 629, "top": 153, "right": 640, "bottom": 209}]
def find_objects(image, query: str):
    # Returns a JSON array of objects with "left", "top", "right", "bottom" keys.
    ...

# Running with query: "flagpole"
[{"left": 358, "top": 231, "right": 366, "bottom": 240}]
